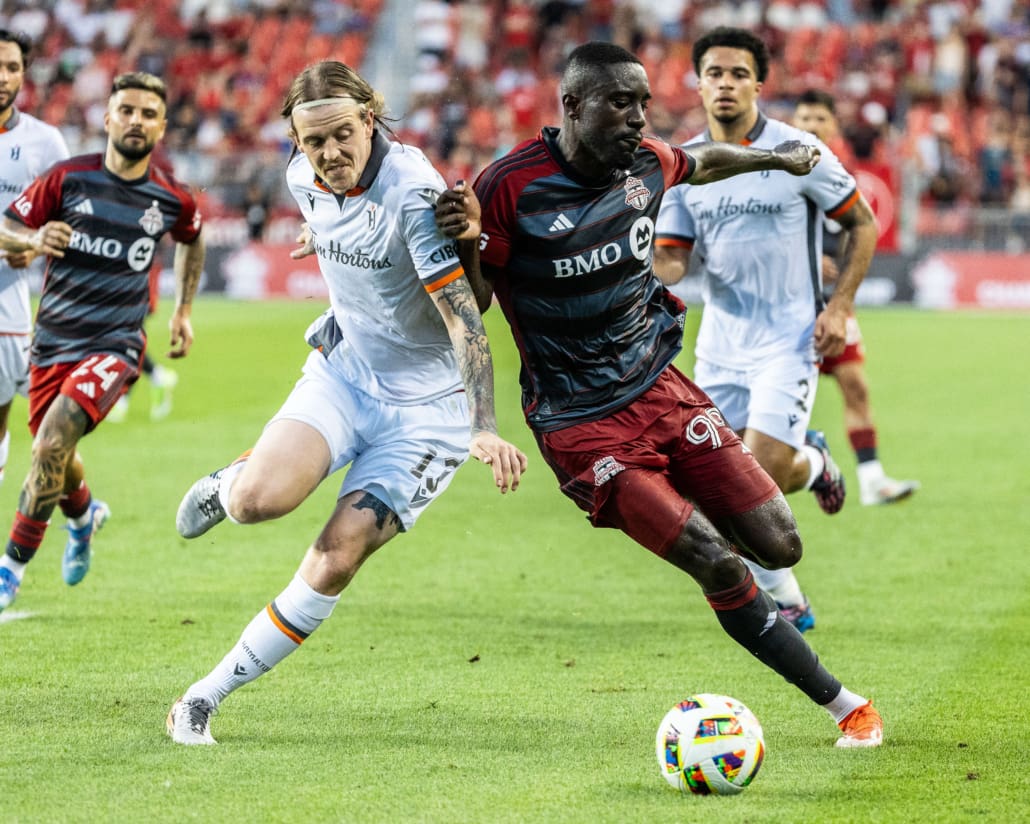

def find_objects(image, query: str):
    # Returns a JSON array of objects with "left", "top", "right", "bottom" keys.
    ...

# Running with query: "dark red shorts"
[
  {"left": 535, "top": 365, "right": 779, "bottom": 556},
  {"left": 29, "top": 354, "right": 140, "bottom": 435},
  {"left": 819, "top": 314, "right": 865, "bottom": 374}
]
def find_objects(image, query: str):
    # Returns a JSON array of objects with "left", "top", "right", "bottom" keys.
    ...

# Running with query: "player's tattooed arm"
[{"left": 19, "top": 396, "right": 90, "bottom": 519}]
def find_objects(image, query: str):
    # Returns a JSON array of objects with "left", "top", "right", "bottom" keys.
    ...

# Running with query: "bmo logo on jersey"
[
  {"left": 552, "top": 216, "right": 653, "bottom": 277},
  {"left": 68, "top": 231, "right": 156, "bottom": 272}
]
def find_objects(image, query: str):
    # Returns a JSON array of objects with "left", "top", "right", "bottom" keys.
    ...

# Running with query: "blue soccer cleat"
[
  {"left": 777, "top": 596, "right": 816, "bottom": 633},
  {"left": 806, "top": 430, "right": 846, "bottom": 514},
  {"left": 0, "top": 566, "right": 20, "bottom": 613},
  {"left": 62, "top": 499, "right": 111, "bottom": 586}
]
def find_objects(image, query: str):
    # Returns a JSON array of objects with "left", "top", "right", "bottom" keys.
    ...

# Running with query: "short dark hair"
[
  {"left": 797, "top": 89, "right": 836, "bottom": 115},
  {"left": 0, "top": 29, "right": 32, "bottom": 68},
  {"left": 692, "top": 27, "right": 770, "bottom": 83},
  {"left": 561, "top": 41, "right": 642, "bottom": 96},
  {"left": 111, "top": 72, "right": 167, "bottom": 104}
]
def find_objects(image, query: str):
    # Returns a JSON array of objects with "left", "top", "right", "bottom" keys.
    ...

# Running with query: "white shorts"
[
  {"left": 0, "top": 333, "right": 30, "bottom": 406},
  {"left": 270, "top": 350, "right": 471, "bottom": 531},
  {"left": 694, "top": 352, "right": 819, "bottom": 451}
]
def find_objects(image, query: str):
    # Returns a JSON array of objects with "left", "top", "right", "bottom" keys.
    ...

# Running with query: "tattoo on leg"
[
  {"left": 21, "top": 396, "right": 89, "bottom": 521},
  {"left": 352, "top": 492, "right": 401, "bottom": 532}
]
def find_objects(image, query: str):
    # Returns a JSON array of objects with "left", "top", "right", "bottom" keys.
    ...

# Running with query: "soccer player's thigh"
[
  {"left": 745, "top": 355, "right": 818, "bottom": 451},
  {"left": 339, "top": 390, "right": 471, "bottom": 533},
  {"left": 692, "top": 359, "right": 750, "bottom": 432}
]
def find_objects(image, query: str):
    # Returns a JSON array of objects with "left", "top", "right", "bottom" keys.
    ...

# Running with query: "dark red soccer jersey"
[
  {"left": 475, "top": 127, "right": 695, "bottom": 432},
  {"left": 6, "top": 153, "right": 201, "bottom": 366}
]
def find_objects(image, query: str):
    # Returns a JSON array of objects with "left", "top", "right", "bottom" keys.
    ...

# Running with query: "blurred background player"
[
  {"left": 0, "top": 72, "right": 204, "bottom": 614},
  {"left": 792, "top": 89, "right": 920, "bottom": 506},
  {"left": 654, "top": 28, "right": 879, "bottom": 632},
  {"left": 0, "top": 29, "right": 69, "bottom": 483}
]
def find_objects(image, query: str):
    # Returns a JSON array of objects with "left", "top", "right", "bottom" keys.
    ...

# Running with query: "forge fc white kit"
[
  {"left": 0, "top": 109, "right": 70, "bottom": 404},
  {"left": 656, "top": 114, "right": 861, "bottom": 448},
  {"left": 283, "top": 132, "right": 470, "bottom": 529}
]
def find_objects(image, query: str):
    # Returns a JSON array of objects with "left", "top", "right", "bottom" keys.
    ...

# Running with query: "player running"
[
  {"left": 0, "top": 72, "right": 204, "bottom": 613},
  {"left": 167, "top": 61, "right": 526, "bottom": 745}
]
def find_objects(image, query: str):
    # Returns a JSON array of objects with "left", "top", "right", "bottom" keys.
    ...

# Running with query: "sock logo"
[{"left": 233, "top": 663, "right": 247, "bottom": 677}]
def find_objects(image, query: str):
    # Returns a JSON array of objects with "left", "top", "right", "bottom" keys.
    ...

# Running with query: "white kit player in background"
[
  {"left": 654, "top": 27, "right": 878, "bottom": 633},
  {"left": 167, "top": 61, "right": 526, "bottom": 745},
  {"left": 0, "top": 30, "right": 70, "bottom": 484}
]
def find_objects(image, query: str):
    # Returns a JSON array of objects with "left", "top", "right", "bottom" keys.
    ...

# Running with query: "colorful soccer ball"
[{"left": 655, "top": 693, "right": 765, "bottom": 795}]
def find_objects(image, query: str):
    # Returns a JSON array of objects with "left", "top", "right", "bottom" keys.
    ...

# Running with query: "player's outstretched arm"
[
  {"left": 429, "top": 276, "right": 527, "bottom": 493},
  {"left": 687, "top": 140, "right": 821, "bottom": 184},
  {"left": 435, "top": 182, "right": 494, "bottom": 313},
  {"left": 169, "top": 233, "right": 205, "bottom": 358}
]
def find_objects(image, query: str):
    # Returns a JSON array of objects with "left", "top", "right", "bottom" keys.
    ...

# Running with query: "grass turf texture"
[{"left": 1, "top": 298, "right": 1027, "bottom": 823}]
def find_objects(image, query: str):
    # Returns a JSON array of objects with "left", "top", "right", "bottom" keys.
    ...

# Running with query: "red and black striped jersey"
[
  {"left": 6, "top": 153, "right": 201, "bottom": 366},
  {"left": 475, "top": 126, "right": 695, "bottom": 432}
]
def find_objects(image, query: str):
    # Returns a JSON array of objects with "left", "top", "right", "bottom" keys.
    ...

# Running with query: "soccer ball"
[{"left": 655, "top": 693, "right": 765, "bottom": 795}]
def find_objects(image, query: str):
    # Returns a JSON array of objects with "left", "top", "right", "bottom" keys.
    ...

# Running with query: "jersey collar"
[
  {"left": 0, "top": 106, "right": 21, "bottom": 133},
  {"left": 704, "top": 111, "right": 767, "bottom": 146},
  {"left": 540, "top": 125, "right": 623, "bottom": 189}
]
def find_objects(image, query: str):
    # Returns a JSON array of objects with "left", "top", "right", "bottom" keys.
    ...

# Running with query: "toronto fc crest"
[
  {"left": 623, "top": 175, "right": 651, "bottom": 210},
  {"left": 139, "top": 200, "right": 164, "bottom": 235}
]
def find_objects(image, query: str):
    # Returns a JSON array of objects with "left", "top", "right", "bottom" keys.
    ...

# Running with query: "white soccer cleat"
[
  {"left": 166, "top": 696, "right": 218, "bottom": 745},
  {"left": 176, "top": 469, "right": 227, "bottom": 538},
  {"left": 860, "top": 477, "right": 920, "bottom": 506}
]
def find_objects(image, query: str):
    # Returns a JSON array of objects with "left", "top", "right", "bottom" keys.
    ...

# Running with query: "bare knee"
[
  {"left": 227, "top": 476, "right": 297, "bottom": 524},
  {"left": 719, "top": 495, "right": 803, "bottom": 569},
  {"left": 665, "top": 514, "right": 748, "bottom": 592}
]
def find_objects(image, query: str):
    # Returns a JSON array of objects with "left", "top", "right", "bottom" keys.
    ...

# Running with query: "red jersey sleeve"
[
  {"left": 168, "top": 187, "right": 202, "bottom": 243},
  {"left": 644, "top": 137, "right": 696, "bottom": 190},
  {"left": 473, "top": 166, "right": 515, "bottom": 270},
  {"left": 6, "top": 166, "right": 65, "bottom": 229}
]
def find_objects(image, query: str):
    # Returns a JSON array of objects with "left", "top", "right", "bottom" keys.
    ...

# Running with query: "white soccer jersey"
[
  {"left": 286, "top": 133, "right": 465, "bottom": 404},
  {"left": 656, "top": 114, "right": 859, "bottom": 370},
  {"left": 0, "top": 109, "right": 70, "bottom": 333}
]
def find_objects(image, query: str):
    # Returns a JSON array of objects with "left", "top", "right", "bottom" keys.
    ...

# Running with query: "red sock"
[{"left": 59, "top": 482, "right": 92, "bottom": 520}]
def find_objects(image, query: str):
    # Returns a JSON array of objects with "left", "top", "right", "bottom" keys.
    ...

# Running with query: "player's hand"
[
  {"left": 32, "top": 221, "right": 72, "bottom": 257},
  {"left": 435, "top": 181, "right": 481, "bottom": 241},
  {"left": 772, "top": 141, "right": 821, "bottom": 176},
  {"left": 290, "top": 223, "right": 314, "bottom": 259},
  {"left": 168, "top": 309, "right": 194, "bottom": 359},
  {"left": 821, "top": 254, "right": 840, "bottom": 286},
  {"left": 5, "top": 249, "right": 36, "bottom": 269},
  {"left": 469, "top": 429, "right": 527, "bottom": 494},
  {"left": 814, "top": 303, "right": 848, "bottom": 358}
]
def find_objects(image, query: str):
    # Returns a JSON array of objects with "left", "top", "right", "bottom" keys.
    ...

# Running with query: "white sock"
[
  {"left": 822, "top": 686, "right": 868, "bottom": 723},
  {"left": 0, "top": 430, "right": 9, "bottom": 478},
  {"left": 802, "top": 444, "right": 825, "bottom": 490},
  {"left": 746, "top": 561, "right": 805, "bottom": 606},
  {"left": 218, "top": 461, "right": 246, "bottom": 524},
  {"left": 0, "top": 553, "right": 27, "bottom": 582},
  {"left": 856, "top": 459, "right": 886, "bottom": 488},
  {"left": 185, "top": 574, "right": 340, "bottom": 707}
]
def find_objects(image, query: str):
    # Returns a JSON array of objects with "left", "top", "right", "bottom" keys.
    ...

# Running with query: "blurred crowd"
[{"left": 4, "top": 0, "right": 1030, "bottom": 233}]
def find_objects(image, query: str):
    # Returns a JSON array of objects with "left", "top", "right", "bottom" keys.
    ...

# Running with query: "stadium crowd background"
[{"left": 3, "top": 0, "right": 1029, "bottom": 254}]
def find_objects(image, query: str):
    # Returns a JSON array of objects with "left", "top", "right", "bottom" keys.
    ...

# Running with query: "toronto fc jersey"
[
  {"left": 286, "top": 132, "right": 465, "bottom": 405},
  {"left": 6, "top": 153, "right": 202, "bottom": 366},
  {"left": 475, "top": 126, "right": 696, "bottom": 432},
  {"left": 0, "top": 109, "right": 70, "bottom": 334},
  {"left": 656, "top": 113, "right": 860, "bottom": 369}
]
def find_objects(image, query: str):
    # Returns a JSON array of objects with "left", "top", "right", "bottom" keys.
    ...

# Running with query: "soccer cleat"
[
  {"left": 166, "top": 696, "right": 218, "bottom": 745},
  {"left": 860, "top": 477, "right": 920, "bottom": 507},
  {"left": 62, "top": 499, "right": 111, "bottom": 586},
  {"left": 835, "top": 701, "right": 883, "bottom": 748},
  {"left": 106, "top": 396, "right": 130, "bottom": 424},
  {"left": 806, "top": 430, "right": 846, "bottom": 514},
  {"left": 150, "top": 366, "right": 179, "bottom": 421},
  {"left": 176, "top": 468, "right": 226, "bottom": 538},
  {"left": 777, "top": 597, "right": 815, "bottom": 633},
  {"left": 0, "top": 567, "right": 20, "bottom": 613}
]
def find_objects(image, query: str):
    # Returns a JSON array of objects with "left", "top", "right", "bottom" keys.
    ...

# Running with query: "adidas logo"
[
  {"left": 548, "top": 213, "right": 574, "bottom": 233},
  {"left": 76, "top": 382, "right": 95, "bottom": 399},
  {"left": 73, "top": 198, "right": 94, "bottom": 215}
]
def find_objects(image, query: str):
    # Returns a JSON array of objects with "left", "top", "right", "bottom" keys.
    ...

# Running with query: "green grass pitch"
[{"left": 1, "top": 298, "right": 1027, "bottom": 822}]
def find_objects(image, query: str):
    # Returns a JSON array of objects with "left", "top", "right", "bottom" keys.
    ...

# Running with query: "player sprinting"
[
  {"left": 435, "top": 42, "right": 882, "bottom": 747},
  {"left": 0, "top": 72, "right": 205, "bottom": 613},
  {"left": 0, "top": 30, "right": 70, "bottom": 484},
  {"left": 652, "top": 28, "right": 880, "bottom": 633},
  {"left": 792, "top": 89, "right": 920, "bottom": 506},
  {"left": 167, "top": 61, "right": 526, "bottom": 745}
]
